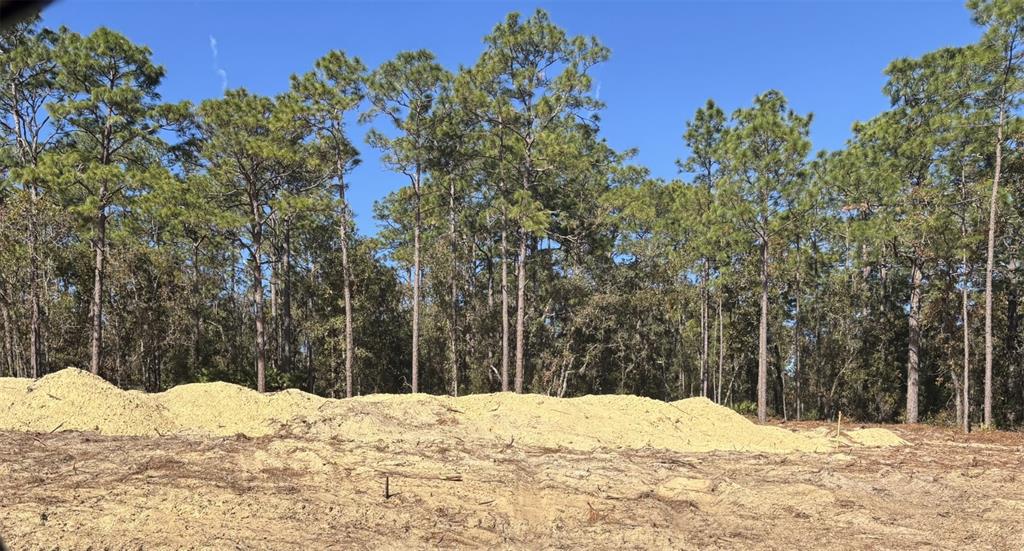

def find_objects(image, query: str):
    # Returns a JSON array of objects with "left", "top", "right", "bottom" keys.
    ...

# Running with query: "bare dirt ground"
[{"left": 2, "top": 423, "right": 1022, "bottom": 550}]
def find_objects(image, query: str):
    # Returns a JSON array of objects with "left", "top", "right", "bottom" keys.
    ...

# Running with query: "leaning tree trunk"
[
  {"left": 89, "top": 191, "right": 107, "bottom": 376},
  {"left": 984, "top": 109, "right": 1004, "bottom": 428},
  {"left": 758, "top": 237, "right": 769, "bottom": 423},
  {"left": 906, "top": 259, "right": 923, "bottom": 424}
]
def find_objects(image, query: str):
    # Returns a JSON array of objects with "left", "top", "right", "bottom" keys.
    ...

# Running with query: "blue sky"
[{"left": 39, "top": 1, "right": 982, "bottom": 234}]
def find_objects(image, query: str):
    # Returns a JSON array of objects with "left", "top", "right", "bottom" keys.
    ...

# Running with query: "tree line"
[{"left": 1, "top": 2, "right": 1021, "bottom": 428}]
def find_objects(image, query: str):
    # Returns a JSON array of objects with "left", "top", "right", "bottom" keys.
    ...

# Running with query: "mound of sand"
[
  {"left": 155, "top": 383, "right": 327, "bottom": 437},
  {"left": 0, "top": 369, "right": 177, "bottom": 436},
  {"left": 290, "top": 393, "right": 834, "bottom": 453},
  {"left": 0, "top": 368, "right": 907, "bottom": 454}
]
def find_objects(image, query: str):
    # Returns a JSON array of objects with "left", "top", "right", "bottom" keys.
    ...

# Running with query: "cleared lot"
[{"left": 0, "top": 370, "right": 1021, "bottom": 549}]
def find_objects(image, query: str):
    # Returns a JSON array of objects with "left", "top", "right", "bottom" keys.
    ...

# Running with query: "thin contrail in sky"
[{"left": 209, "top": 35, "right": 228, "bottom": 93}]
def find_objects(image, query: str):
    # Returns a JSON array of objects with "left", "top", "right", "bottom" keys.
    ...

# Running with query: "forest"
[{"left": 1, "top": 1, "right": 1022, "bottom": 430}]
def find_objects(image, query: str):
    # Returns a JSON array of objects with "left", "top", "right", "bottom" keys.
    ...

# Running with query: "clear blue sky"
[{"left": 39, "top": 1, "right": 982, "bottom": 234}]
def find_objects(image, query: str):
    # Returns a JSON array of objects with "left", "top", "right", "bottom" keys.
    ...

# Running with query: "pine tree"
[
  {"left": 48, "top": 27, "right": 168, "bottom": 376},
  {"left": 363, "top": 50, "right": 449, "bottom": 394}
]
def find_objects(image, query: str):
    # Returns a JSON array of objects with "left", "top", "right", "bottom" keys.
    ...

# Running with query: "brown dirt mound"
[{"left": 0, "top": 368, "right": 906, "bottom": 454}]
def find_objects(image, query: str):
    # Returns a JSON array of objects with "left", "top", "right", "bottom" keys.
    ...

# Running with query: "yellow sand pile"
[
  {"left": 0, "top": 368, "right": 907, "bottom": 454},
  {"left": 0, "top": 369, "right": 177, "bottom": 435},
  {"left": 308, "top": 393, "right": 830, "bottom": 453},
  {"left": 155, "top": 383, "right": 326, "bottom": 437}
]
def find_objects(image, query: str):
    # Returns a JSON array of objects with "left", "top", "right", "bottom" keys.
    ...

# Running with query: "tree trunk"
[
  {"left": 486, "top": 254, "right": 495, "bottom": 386},
  {"left": 906, "top": 260, "right": 922, "bottom": 424},
  {"left": 252, "top": 250, "right": 267, "bottom": 393},
  {"left": 1008, "top": 284, "right": 1019, "bottom": 358},
  {"left": 449, "top": 177, "right": 459, "bottom": 397},
  {"left": 306, "top": 276, "right": 316, "bottom": 394},
  {"left": 28, "top": 184, "right": 41, "bottom": 379},
  {"left": 89, "top": 193, "right": 107, "bottom": 376},
  {"left": 717, "top": 292, "right": 724, "bottom": 404},
  {"left": 794, "top": 289, "right": 802, "bottom": 421},
  {"left": 501, "top": 226, "right": 510, "bottom": 392},
  {"left": 725, "top": 352, "right": 739, "bottom": 406},
  {"left": 960, "top": 167, "right": 971, "bottom": 433},
  {"left": 1, "top": 296, "right": 14, "bottom": 377},
  {"left": 281, "top": 223, "right": 293, "bottom": 375},
  {"left": 678, "top": 308, "right": 686, "bottom": 398},
  {"left": 411, "top": 166, "right": 421, "bottom": 393},
  {"left": 338, "top": 181, "right": 355, "bottom": 399},
  {"left": 306, "top": 333, "right": 315, "bottom": 394},
  {"left": 249, "top": 192, "right": 267, "bottom": 393},
  {"left": 190, "top": 242, "right": 202, "bottom": 375},
  {"left": 29, "top": 269, "right": 41, "bottom": 379},
  {"left": 15, "top": 97, "right": 44, "bottom": 379},
  {"left": 963, "top": 271, "right": 971, "bottom": 433},
  {"left": 952, "top": 355, "right": 964, "bottom": 429},
  {"left": 497, "top": 125, "right": 511, "bottom": 393},
  {"left": 775, "top": 343, "right": 787, "bottom": 421},
  {"left": 758, "top": 238, "right": 769, "bottom": 422},
  {"left": 270, "top": 255, "right": 278, "bottom": 369},
  {"left": 514, "top": 226, "right": 527, "bottom": 394},
  {"left": 983, "top": 109, "right": 1004, "bottom": 427},
  {"left": 700, "top": 260, "right": 709, "bottom": 398},
  {"left": 513, "top": 139, "right": 533, "bottom": 395}
]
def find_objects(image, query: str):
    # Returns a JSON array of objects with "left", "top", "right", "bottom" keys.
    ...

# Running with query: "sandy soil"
[
  {"left": 0, "top": 371, "right": 1022, "bottom": 549},
  {"left": 1, "top": 425, "right": 1022, "bottom": 549}
]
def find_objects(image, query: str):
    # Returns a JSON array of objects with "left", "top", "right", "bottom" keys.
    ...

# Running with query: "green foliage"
[
  {"left": 0, "top": 7, "right": 1021, "bottom": 428},
  {"left": 732, "top": 401, "right": 758, "bottom": 416}
]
